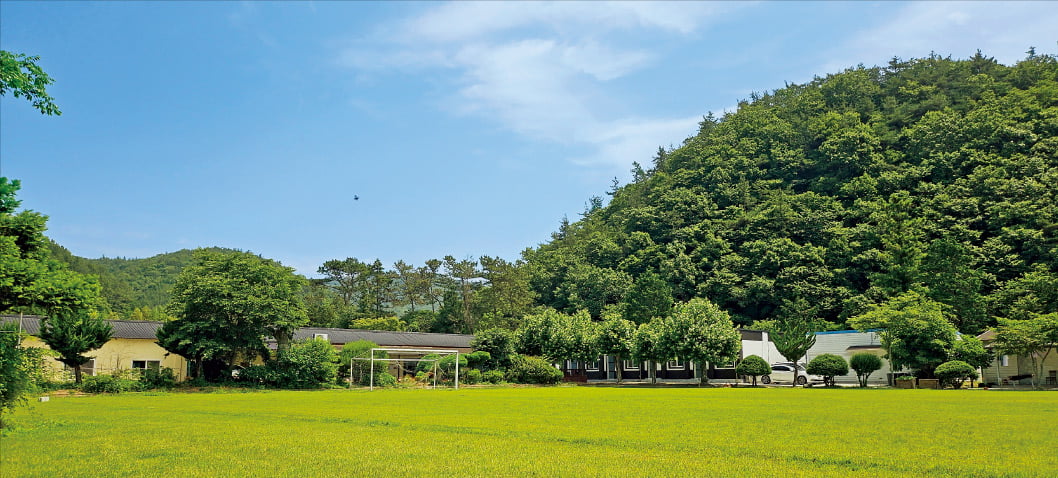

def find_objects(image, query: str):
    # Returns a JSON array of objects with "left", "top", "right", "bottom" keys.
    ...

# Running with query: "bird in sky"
[{"left": 354, "top": 195, "right": 359, "bottom": 201}]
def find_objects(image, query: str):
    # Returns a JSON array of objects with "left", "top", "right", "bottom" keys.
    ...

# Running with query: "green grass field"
[{"left": 2, "top": 386, "right": 1055, "bottom": 477}]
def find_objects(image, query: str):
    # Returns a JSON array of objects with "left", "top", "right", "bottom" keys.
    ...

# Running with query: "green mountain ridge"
[
  {"left": 47, "top": 243, "right": 236, "bottom": 315},
  {"left": 523, "top": 51, "right": 1058, "bottom": 334}
]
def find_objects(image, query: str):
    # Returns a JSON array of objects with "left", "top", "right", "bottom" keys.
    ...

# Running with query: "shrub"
[
  {"left": 415, "top": 371, "right": 431, "bottom": 382},
  {"left": 735, "top": 355, "right": 770, "bottom": 386},
  {"left": 437, "top": 354, "right": 468, "bottom": 380},
  {"left": 806, "top": 354, "right": 849, "bottom": 387},
  {"left": 140, "top": 367, "right": 177, "bottom": 389},
  {"left": 81, "top": 372, "right": 142, "bottom": 394},
  {"left": 935, "top": 360, "right": 978, "bottom": 389},
  {"left": 471, "top": 328, "right": 515, "bottom": 369},
  {"left": 271, "top": 338, "right": 339, "bottom": 388},
  {"left": 849, "top": 353, "right": 883, "bottom": 388},
  {"left": 236, "top": 365, "right": 273, "bottom": 386},
  {"left": 416, "top": 354, "right": 442, "bottom": 374},
  {"left": 482, "top": 370, "right": 505, "bottom": 384},
  {"left": 463, "top": 369, "right": 482, "bottom": 385},
  {"left": 505, "top": 354, "right": 562, "bottom": 385},
  {"left": 465, "top": 351, "right": 492, "bottom": 371},
  {"left": 374, "top": 372, "right": 397, "bottom": 388},
  {"left": 339, "top": 340, "right": 384, "bottom": 385}
]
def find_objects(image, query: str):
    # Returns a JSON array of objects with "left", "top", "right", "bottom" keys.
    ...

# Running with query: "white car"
[{"left": 760, "top": 363, "right": 824, "bottom": 386}]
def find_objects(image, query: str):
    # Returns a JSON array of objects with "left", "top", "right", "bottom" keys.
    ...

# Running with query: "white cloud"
[
  {"left": 336, "top": 1, "right": 737, "bottom": 171},
  {"left": 826, "top": 1, "right": 1058, "bottom": 71}
]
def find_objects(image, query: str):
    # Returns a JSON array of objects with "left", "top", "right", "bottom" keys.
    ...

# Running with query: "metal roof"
[
  {"left": 1, "top": 315, "right": 161, "bottom": 339},
  {"left": 3, "top": 315, "right": 474, "bottom": 348},
  {"left": 294, "top": 327, "right": 474, "bottom": 349}
]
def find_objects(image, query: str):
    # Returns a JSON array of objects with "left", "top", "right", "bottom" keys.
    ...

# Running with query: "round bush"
[
  {"left": 935, "top": 360, "right": 978, "bottom": 389},
  {"left": 463, "top": 369, "right": 482, "bottom": 385},
  {"left": 736, "top": 355, "right": 770, "bottom": 385},
  {"left": 849, "top": 353, "right": 883, "bottom": 387},
  {"left": 482, "top": 369, "right": 505, "bottom": 384},
  {"left": 806, "top": 354, "right": 849, "bottom": 387},
  {"left": 374, "top": 372, "right": 397, "bottom": 387},
  {"left": 505, "top": 354, "right": 562, "bottom": 384}
]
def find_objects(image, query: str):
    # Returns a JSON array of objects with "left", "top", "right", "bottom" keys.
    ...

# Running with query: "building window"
[
  {"left": 586, "top": 357, "right": 600, "bottom": 371},
  {"left": 667, "top": 359, "right": 685, "bottom": 369},
  {"left": 132, "top": 360, "right": 161, "bottom": 371},
  {"left": 1001, "top": 355, "right": 1009, "bottom": 367},
  {"left": 313, "top": 333, "right": 329, "bottom": 341},
  {"left": 623, "top": 360, "right": 639, "bottom": 371}
]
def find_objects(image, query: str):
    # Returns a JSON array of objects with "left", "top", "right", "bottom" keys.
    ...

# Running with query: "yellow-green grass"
[{"left": 2, "top": 387, "right": 1055, "bottom": 477}]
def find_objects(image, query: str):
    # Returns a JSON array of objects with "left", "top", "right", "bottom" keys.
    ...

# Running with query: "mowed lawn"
[{"left": 2, "top": 386, "right": 1056, "bottom": 477}]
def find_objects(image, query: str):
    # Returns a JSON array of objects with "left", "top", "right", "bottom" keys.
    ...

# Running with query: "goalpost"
[{"left": 352, "top": 348, "right": 461, "bottom": 391}]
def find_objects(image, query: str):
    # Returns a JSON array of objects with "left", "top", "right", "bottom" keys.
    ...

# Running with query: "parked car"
[{"left": 760, "top": 363, "right": 824, "bottom": 385}]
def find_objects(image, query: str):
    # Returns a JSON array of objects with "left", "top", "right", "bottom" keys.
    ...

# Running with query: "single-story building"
[
  {"left": 582, "top": 329, "right": 895, "bottom": 384},
  {"left": 976, "top": 330, "right": 1058, "bottom": 387},
  {"left": 2, "top": 315, "right": 474, "bottom": 382},
  {"left": 3, "top": 315, "right": 190, "bottom": 381}
]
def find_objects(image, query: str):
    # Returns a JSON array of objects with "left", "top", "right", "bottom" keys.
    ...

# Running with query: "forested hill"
[
  {"left": 48, "top": 243, "right": 234, "bottom": 315},
  {"left": 525, "top": 52, "right": 1058, "bottom": 334}
]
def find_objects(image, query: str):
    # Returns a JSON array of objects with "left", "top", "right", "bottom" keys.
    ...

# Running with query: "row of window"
[
  {"left": 568, "top": 358, "right": 687, "bottom": 372},
  {"left": 64, "top": 359, "right": 161, "bottom": 376}
]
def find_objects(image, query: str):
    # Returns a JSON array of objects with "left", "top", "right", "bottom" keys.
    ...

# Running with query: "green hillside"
[
  {"left": 47, "top": 243, "right": 232, "bottom": 316},
  {"left": 525, "top": 52, "right": 1058, "bottom": 333}
]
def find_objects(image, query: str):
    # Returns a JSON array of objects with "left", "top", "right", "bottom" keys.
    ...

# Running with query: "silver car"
[{"left": 760, "top": 363, "right": 825, "bottom": 385}]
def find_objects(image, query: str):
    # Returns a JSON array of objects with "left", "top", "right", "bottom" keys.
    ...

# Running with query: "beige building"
[
  {"left": 977, "top": 330, "right": 1058, "bottom": 387},
  {"left": 3, "top": 315, "right": 189, "bottom": 381}
]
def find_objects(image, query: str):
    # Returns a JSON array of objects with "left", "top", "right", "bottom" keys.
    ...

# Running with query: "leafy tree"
[
  {"left": 39, "top": 310, "right": 112, "bottom": 384},
  {"left": 471, "top": 328, "right": 515, "bottom": 369},
  {"left": 504, "top": 354, "right": 562, "bottom": 384},
  {"left": 662, "top": 298, "right": 741, "bottom": 385},
  {"left": 158, "top": 249, "right": 307, "bottom": 380},
  {"left": 849, "top": 352, "right": 883, "bottom": 387},
  {"left": 949, "top": 336, "right": 993, "bottom": 373},
  {"left": 443, "top": 255, "right": 481, "bottom": 332},
  {"left": 338, "top": 340, "right": 386, "bottom": 385},
  {"left": 476, "top": 256, "right": 535, "bottom": 329},
  {"left": 348, "top": 316, "right": 406, "bottom": 331},
  {"left": 620, "top": 271, "right": 673, "bottom": 324},
  {"left": 261, "top": 338, "right": 339, "bottom": 389},
  {"left": 736, "top": 354, "right": 770, "bottom": 386},
  {"left": 1, "top": 179, "right": 105, "bottom": 315},
  {"left": 934, "top": 360, "right": 978, "bottom": 389},
  {"left": 596, "top": 315, "right": 636, "bottom": 383},
  {"left": 633, "top": 318, "right": 667, "bottom": 384},
  {"left": 1, "top": 50, "right": 61, "bottom": 115},
  {"left": 1, "top": 323, "right": 46, "bottom": 426},
  {"left": 806, "top": 354, "right": 849, "bottom": 387},
  {"left": 770, "top": 319, "right": 817, "bottom": 386},
  {"left": 990, "top": 313, "right": 1058, "bottom": 390},
  {"left": 848, "top": 291, "right": 957, "bottom": 378}
]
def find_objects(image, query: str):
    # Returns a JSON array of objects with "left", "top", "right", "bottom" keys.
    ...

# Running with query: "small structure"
[{"left": 976, "top": 330, "right": 1058, "bottom": 387}]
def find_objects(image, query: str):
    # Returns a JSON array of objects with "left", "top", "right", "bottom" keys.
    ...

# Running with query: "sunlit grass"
[{"left": 2, "top": 387, "right": 1055, "bottom": 477}]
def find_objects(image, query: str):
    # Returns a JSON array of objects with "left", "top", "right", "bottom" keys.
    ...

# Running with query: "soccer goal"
[{"left": 352, "top": 348, "right": 461, "bottom": 390}]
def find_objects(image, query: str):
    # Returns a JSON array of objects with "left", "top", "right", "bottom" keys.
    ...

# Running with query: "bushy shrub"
[
  {"left": 806, "top": 354, "right": 849, "bottom": 387},
  {"left": 935, "top": 360, "right": 978, "bottom": 389},
  {"left": 482, "top": 370, "right": 505, "bottom": 384},
  {"left": 736, "top": 355, "right": 770, "bottom": 386},
  {"left": 465, "top": 351, "right": 492, "bottom": 371},
  {"left": 416, "top": 354, "right": 441, "bottom": 374},
  {"left": 437, "top": 354, "right": 468, "bottom": 380},
  {"left": 140, "top": 367, "right": 177, "bottom": 389},
  {"left": 415, "top": 371, "right": 431, "bottom": 382},
  {"left": 374, "top": 372, "right": 397, "bottom": 387},
  {"left": 463, "top": 369, "right": 482, "bottom": 385},
  {"left": 850, "top": 353, "right": 883, "bottom": 387},
  {"left": 505, "top": 354, "right": 562, "bottom": 385},
  {"left": 236, "top": 339, "right": 339, "bottom": 389},
  {"left": 339, "top": 340, "right": 384, "bottom": 384},
  {"left": 81, "top": 372, "right": 142, "bottom": 394}
]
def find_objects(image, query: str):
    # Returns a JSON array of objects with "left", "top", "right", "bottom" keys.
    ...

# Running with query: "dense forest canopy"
[
  {"left": 525, "top": 51, "right": 1058, "bottom": 334},
  {"left": 46, "top": 51, "right": 1057, "bottom": 335}
]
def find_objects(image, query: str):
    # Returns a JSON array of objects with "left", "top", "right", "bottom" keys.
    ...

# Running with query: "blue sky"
[{"left": 2, "top": 1, "right": 1056, "bottom": 277}]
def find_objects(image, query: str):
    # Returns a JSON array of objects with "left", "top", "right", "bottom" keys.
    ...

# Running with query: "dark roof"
[
  {"left": 1, "top": 315, "right": 161, "bottom": 339},
  {"left": 293, "top": 327, "right": 474, "bottom": 349},
  {"left": 3, "top": 315, "right": 474, "bottom": 349}
]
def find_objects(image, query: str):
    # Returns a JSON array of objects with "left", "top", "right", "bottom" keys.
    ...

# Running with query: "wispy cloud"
[
  {"left": 824, "top": 1, "right": 1058, "bottom": 71},
  {"left": 336, "top": 1, "right": 738, "bottom": 172}
]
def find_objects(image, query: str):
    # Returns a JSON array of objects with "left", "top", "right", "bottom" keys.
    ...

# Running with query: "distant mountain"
[{"left": 48, "top": 243, "right": 234, "bottom": 315}]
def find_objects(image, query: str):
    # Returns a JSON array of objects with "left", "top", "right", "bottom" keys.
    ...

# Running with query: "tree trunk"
[
  {"left": 615, "top": 354, "right": 623, "bottom": 384},
  {"left": 649, "top": 361, "right": 656, "bottom": 384},
  {"left": 698, "top": 361, "right": 707, "bottom": 386},
  {"left": 73, "top": 364, "right": 83, "bottom": 384}
]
